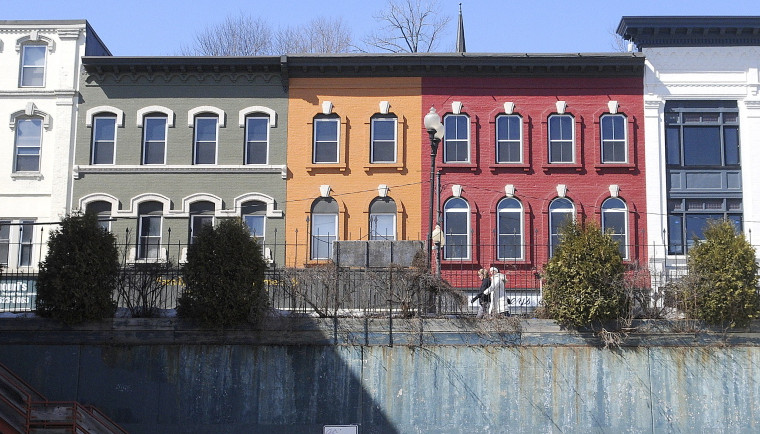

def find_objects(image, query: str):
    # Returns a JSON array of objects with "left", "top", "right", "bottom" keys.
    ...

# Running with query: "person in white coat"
[{"left": 488, "top": 267, "right": 508, "bottom": 315}]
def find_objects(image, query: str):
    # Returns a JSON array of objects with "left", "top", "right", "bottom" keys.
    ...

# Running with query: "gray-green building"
[{"left": 73, "top": 57, "right": 287, "bottom": 265}]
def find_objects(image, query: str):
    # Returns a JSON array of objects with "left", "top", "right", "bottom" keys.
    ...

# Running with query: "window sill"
[
  {"left": 11, "top": 172, "right": 43, "bottom": 181},
  {"left": 488, "top": 163, "right": 531, "bottom": 173},
  {"left": 594, "top": 163, "right": 637, "bottom": 171},
  {"left": 541, "top": 163, "right": 583, "bottom": 172},
  {"left": 306, "top": 163, "right": 348, "bottom": 173},
  {"left": 441, "top": 258, "right": 477, "bottom": 265},
  {"left": 363, "top": 163, "right": 404, "bottom": 172},
  {"left": 439, "top": 162, "right": 478, "bottom": 172}
]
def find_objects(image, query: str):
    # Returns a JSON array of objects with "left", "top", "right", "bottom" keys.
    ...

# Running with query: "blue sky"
[{"left": 4, "top": 0, "right": 760, "bottom": 55}]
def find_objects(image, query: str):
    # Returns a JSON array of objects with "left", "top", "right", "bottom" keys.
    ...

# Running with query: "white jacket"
[{"left": 488, "top": 272, "right": 506, "bottom": 314}]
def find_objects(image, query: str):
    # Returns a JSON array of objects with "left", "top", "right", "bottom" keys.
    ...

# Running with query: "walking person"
[
  {"left": 488, "top": 266, "right": 509, "bottom": 316},
  {"left": 471, "top": 268, "right": 492, "bottom": 318}
]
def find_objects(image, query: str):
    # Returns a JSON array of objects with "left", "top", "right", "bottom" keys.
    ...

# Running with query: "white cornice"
[{"left": 75, "top": 164, "right": 288, "bottom": 178}]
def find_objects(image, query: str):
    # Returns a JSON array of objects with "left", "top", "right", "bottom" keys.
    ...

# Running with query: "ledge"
[
  {"left": 75, "top": 164, "right": 288, "bottom": 179},
  {"left": 1, "top": 318, "right": 755, "bottom": 347}
]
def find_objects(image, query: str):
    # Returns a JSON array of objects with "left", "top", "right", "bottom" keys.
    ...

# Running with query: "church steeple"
[{"left": 456, "top": 3, "right": 466, "bottom": 53}]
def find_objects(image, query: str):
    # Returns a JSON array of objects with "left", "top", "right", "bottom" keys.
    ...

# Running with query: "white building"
[
  {"left": 618, "top": 17, "right": 760, "bottom": 283},
  {"left": 0, "top": 20, "right": 110, "bottom": 269}
]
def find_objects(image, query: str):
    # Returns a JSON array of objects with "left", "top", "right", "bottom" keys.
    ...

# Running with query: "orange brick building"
[{"left": 285, "top": 76, "right": 423, "bottom": 266}]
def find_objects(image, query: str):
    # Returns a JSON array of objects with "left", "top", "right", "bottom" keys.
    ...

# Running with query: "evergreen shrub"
[
  {"left": 542, "top": 221, "right": 627, "bottom": 327},
  {"left": 685, "top": 219, "right": 759, "bottom": 327},
  {"left": 178, "top": 218, "right": 267, "bottom": 327},
  {"left": 36, "top": 213, "right": 119, "bottom": 324}
]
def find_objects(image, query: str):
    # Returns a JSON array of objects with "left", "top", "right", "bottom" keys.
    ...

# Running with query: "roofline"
[
  {"left": 0, "top": 19, "right": 89, "bottom": 26},
  {"left": 83, "top": 53, "right": 645, "bottom": 79},
  {"left": 617, "top": 16, "right": 760, "bottom": 49}
]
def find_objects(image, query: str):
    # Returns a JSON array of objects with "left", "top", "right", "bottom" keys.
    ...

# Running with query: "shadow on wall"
[{"left": 0, "top": 318, "right": 399, "bottom": 434}]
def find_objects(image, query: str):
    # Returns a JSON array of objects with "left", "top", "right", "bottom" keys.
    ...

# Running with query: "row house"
[
  {"left": 73, "top": 57, "right": 287, "bottom": 265},
  {"left": 280, "top": 55, "right": 646, "bottom": 306},
  {"left": 420, "top": 58, "right": 646, "bottom": 298},
  {"left": 0, "top": 20, "right": 109, "bottom": 271},
  {"left": 617, "top": 17, "right": 760, "bottom": 284}
]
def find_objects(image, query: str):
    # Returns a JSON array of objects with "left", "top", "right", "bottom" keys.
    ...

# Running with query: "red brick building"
[{"left": 421, "top": 61, "right": 646, "bottom": 304}]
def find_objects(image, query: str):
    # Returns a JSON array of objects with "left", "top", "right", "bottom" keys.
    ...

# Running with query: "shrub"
[
  {"left": 36, "top": 213, "right": 118, "bottom": 324},
  {"left": 685, "top": 219, "right": 759, "bottom": 327},
  {"left": 542, "top": 221, "right": 627, "bottom": 327},
  {"left": 178, "top": 218, "right": 267, "bottom": 327}
]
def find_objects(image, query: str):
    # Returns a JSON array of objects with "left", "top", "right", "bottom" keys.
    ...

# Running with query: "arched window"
[
  {"left": 85, "top": 200, "right": 113, "bottom": 232},
  {"left": 443, "top": 197, "right": 470, "bottom": 260},
  {"left": 242, "top": 200, "right": 267, "bottom": 244},
  {"left": 549, "top": 198, "right": 575, "bottom": 257},
  {"left": 189, "top": 201, "right": 215, "bottom": 244},
  {"left": 311, "top": 197, "right": 338, "bottom": 260},
  {"left": 602, "top": 198, "right": 628, "bottom": 259},
  {"left": 497, "top": 198, "right": 523, "bottom": 260},
  {"left": 443, "top": 114, "right": 470, "bottom": 163},
  {"left": 548, "top": 114, "right": 574, "bottom": 163},
  {"left": 369, "top": 197, "right": 396, "bottom": 240},
  {"left": 137, "top": 201, "right": 163, "bottom": 259}
]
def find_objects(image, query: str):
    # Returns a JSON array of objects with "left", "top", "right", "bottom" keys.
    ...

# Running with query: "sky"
[{"left": 3, "top": 0, "right": 760, "bottom": 56}]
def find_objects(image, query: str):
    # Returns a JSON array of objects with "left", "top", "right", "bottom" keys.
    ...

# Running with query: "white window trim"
[
  {"left": 0, "top": 219, "right": 36, "bottom": 269},
  {"left": 443, "top": 114, "right": 471, "bottom": 163},
  {"left": 13, "top": 117, "right": 43, "bottom": 173},
  {"left": 313, "top": 117, "right": 340, "bottom": 164},
  {"left": 243, "top": 214, "right": 267, "bottom": 242},
  {"left": 497, "top": 198, "right": 524, "bottom": 260},
  {"left": 245, "top": 115, "right": 270, "bottom": 165},
  {"left": 370, "top": 116, "right": 398, "bottom": 164},
  {"left": 548, "top": 114, "right": 576, "bottom": 164},
  {"left": 601, "top": 198, "right": 629, "bottom": 260},
  {"left": 79, "top": 193, "right": 120, "bottom": 215},
  {"left": 90, "top": 115, "right": 117, "bottom": 165},
  {"left": 178, "top": 194, "right": 223, "bottom": 217},
  {"left": 369, "top": 213, "right": 397, "bottom": 240},
  {"left": 310, "top": 213, "right": 338, "bottom": 260},
  {"left": 193, "top": 115, "right": 219, "bottom": 165},
  {"left": 443, "top": 198, "right": 471, "bottom": 260},
  {"left": 142, "top": 116, "right": 168, "bottom": 165},
  {"left": 600, "top": 114, "right": 628, "bottom": 164},
  {"left": 188, "top": 106, "right": 226, "bottom": 128},
  {"left": 495, "top": 114, "right": 523, "bottom": 164},
  {"left": 137, "top": 214, "right": 163, "bottom": 261},
  {"left": 549, "top": 198, "right": 576, "bottom": 257},
  {"left": 86, "top": 106, "right": 125, "bottom": 128},
  {"left": 238, "top": 106, "right": 276, "bottom": 127},
  {"left": 136, "top": 106, "right": 174, "bottom": 127},
  {"left": 232, "top": 193, "right": 283, "bottom": 218},
  {"left": 19, "top": 44, "right": 47, "bottom": 88}
]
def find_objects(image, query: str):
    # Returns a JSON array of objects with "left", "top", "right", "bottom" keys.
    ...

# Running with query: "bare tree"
[
  {"left": 275, "top": 17, "right": 353, "bottom": 54},
  {"left": 609, "top": 28, "right": 631, "bottom": 53},
  {"left": 181, "top": 13, "right": 273, "bottom": 56},
  {"left": 181, "top": 13, "right": 353, "bottom": 56},
  {"left": 363, "top": 0, "right": 452, "bottom": 53}
]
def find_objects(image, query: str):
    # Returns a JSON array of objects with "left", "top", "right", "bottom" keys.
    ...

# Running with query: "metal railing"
[{"left": 0, "top": 239, "right": 753, "bottom": 318}]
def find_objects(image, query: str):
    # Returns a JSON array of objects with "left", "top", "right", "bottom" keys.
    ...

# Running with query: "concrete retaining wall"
[{"left": 0, "top": 318, "right": 758, "bottom": 433}]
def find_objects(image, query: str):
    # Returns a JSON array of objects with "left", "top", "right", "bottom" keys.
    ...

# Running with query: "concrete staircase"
[{"left": 0, "top": 362, "right": 126, "bottom": 433}]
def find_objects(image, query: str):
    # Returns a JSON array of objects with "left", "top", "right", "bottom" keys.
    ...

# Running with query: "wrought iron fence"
[{"left": 0, "top": 237, "right": 752, "bottom": 318}]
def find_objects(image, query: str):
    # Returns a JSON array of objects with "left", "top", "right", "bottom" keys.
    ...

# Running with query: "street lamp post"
[{"left": 424, "top": 107, "right": 445, "bottom": 270}]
